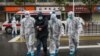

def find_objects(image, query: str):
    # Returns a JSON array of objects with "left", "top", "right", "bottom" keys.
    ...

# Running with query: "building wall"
[
  {"left": 0, "top": 13, "right": 5, "bottom": 22},
  {"left": 0, "top": 0, "right": 100, "bottom": 22}
]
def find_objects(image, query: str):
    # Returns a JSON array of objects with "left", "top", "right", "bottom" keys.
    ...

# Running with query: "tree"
[
  {"left": 82, "top": 0, "right": 99, "bottom": 21},
  {"left": 14, "top": 0, "right": 25, "bottom": 5},
  {"left": 54, "top": 0, "right": 67, "bottom": 10},
  {"left": 14, "top": 0, "right": 35, "bottom": 5},
  {"left": 14, "top": 0, "right": 26, "bottom": 11},
  {"left": 54, "top": 0, "right": 65, "bottom": 5},
  {"left": 14, "top": 0, "right": 35, "bottom": 11},
  {"left": 54, "top": 0, "right": 67, "bottom": 20}
]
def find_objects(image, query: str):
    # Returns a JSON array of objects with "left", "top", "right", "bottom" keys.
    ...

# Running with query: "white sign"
[
  {"left": 36, "top": 7, "right": 65, "bottom": 11},
  {"left": 0, "top": 2, "right": 5, "bottom": 5}
]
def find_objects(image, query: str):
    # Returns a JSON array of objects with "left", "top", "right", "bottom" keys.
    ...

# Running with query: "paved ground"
[{"left": 0, "top": 33, "right": 100, "bottom": 56}]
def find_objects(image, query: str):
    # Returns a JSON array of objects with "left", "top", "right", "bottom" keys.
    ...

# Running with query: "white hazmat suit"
[
  {"left": 49, "top": 12, "right": 63, "bottom": 56},
  {"left": 12, "top": 16, "right": 17, "bottom": 36},
  {"left": 20, "top": 11, "right": 36, "bottom": 56},
  {"left": 65, "top": 11, "right": 83, "bottom": 56}
]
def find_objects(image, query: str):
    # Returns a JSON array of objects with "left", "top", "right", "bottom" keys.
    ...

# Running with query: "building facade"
[{"left": 0, "top": 0, "right": 100, "bottom": 21}]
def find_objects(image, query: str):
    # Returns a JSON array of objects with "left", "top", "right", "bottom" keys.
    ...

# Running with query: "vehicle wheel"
[{"left": 5, "top": 27, "right": 12, "bottom": 34}]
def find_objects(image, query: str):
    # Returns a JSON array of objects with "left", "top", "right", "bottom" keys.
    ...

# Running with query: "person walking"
[
  {"left": 65, "top": 11, "right": 83, "bottom": 56},
  {"left": 35, "top": 11, "right": 49, "bottom": 56},
  {"left": 20, "top": 11, "right": 36, "bottom": 56},
  {"left": 49, "top": 11, "right": 63, "bottom": 56},
  {"left": 11, "top": 16, "right": 17, "bottom": 37}
]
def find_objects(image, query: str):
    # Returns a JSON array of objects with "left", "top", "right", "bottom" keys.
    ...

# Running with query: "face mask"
[
  {"left": 25, "top": 14, "right": 30, "bottom": 18},
  {"left": 13, "top": 17, "right": 16, "bottom": 20},
  {"left": 51, "top": 14, "right": 57, "bottom": 21},
  {"left": 52, "top": 18, "right": 56, "bottom": 22},
  {"left": 38, "top": 16, "right": 43, "bottom": 20},
  {"left": 68, "top": 14, "right": 74, "bottom": 20}
]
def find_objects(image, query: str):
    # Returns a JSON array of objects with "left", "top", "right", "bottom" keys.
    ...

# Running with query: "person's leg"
[
  {"left": 74, "top": 34, "right": 80, "bottom": 56},
  {"left": 36, "top": 39, "right": 41, "bottom": 56},
  {"left": 75, "top": 34, "right": 79, "bottom": 47},
  {"left": 12, "top": 28, "right": 15, "bottom": 37},
  {"left": 55, "top": 39, "right": 60, "bottom": 56},
  {"left": 55, "top": 35, "right": 61, "bottom": 55},
  {"left": 25, "top": 35, "right": 31, "bottom": 56},
  {"left": 69, "top": 35, "right": 76, "bottom": 56},
  {"left": 15, "top": 27, "right": 17, "bottom": 35},
  {"left": 12, "top": 29, "right": 14, "bottom": 35},
  {"left": 29, "top": 34, "right": 35, "bottom": 56},
  {"left": 49, "top": 39, "right": 56, "bottom": 56},
  {"left": 41, "top": 37, "right": 48, "bottom": 56}
]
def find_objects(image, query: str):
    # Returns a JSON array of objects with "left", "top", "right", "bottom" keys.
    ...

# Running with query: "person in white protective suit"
[
  {"left": 65, "top": 11, "right": 83, "bottom": 56},
  {"left": 49, "top": 11, "right": 63, "bottom": 56},
  {"left": 20, "top": 11, "right": 36, "bottom": 56},
  {"left": 75, "top": 17, "right": 85, "bottom": 33},
  {"left": 11, "top": 16, "right": 17, "bottom": 36}
]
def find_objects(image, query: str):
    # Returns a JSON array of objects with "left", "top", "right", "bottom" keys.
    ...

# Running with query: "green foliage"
[
  {"left": 54, "top": 0, "right": 67, "bottom": 5},
  {"left": 81, "top": 0, "right": 99, "bottom": 20},
  {"left": 81, "top": 0, "right": 99, "bottom": 11},
  {"left": 81, "top": 0, "right": 87, "bottom": 4},
  {"left": 82, "top": 0, "right": 98, "bottom": 5},
  {"left": 28, "top": 0, "right": 34, "bottom": 2},
  {"left": 14, "top": 0, "right": 34, "bottom": 5},
  {"left": 14, "top": 0, "right": 24, "bottom": 5}
]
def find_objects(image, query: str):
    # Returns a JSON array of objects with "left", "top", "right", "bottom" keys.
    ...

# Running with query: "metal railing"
[
  {"left": 83, "top": 21, "right": 100, "bottom": 36},
  {"left": 62, "top": 21, "right": 100, "bottom": 36}
]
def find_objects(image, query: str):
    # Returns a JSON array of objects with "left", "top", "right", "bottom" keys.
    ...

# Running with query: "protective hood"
[
  {"left": 37, "top": 12, "right": 44, "bottom": 20},
  {"left": 68, "top": 11, "right": 74, "bottom": 20},
  {"left": 24, "top": 11, "right": 30, "bottom": 18},
  {"left": 12, "top": 17, "right": 16, "bottom": 21},
  {"left": 50, "top": 13, "right": 57, "bottom": 23}
]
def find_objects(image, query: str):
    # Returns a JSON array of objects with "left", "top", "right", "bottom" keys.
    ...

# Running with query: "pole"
[
  {"left": 35, "top": 0, "right": 37, "bottom": 3},
  {"left": 73, "top": 0, "right": 75, "bottom": 17}
]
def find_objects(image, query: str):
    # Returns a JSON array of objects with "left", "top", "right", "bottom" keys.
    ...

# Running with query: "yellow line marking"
[
  {"left": 61, "top": 36, "right": 100, "bottom": 41},
  {"left": 9, "top": 36, "right": 100, "bottom": 43},
  {"left": 8, "top": 35, "right": 25, "bottom": 42}
]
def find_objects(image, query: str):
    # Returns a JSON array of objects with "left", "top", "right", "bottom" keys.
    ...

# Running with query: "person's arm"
[
  {"left": 77, "top": 20, "right": 83, "bottom": 34},
  {"left": 58, "top": 20, "right": 64, "bottom": 37},
  {"left": 34, "top": 20, "right": 39, "bottom": 29},
  {"left": 48, "top": 21, "right": 52, "bottom": 41},
  {"left": 65, "top": 19, "right": 68, "bottom": 35},
  {"left": 32, "top": 17, "right": 35, "bottom": 28},
  {"left": 39, "top": 18, "right": 48, "bottom": 29},
  {"left": 20, "top": 19, "right": 25, "bottom": 37}
]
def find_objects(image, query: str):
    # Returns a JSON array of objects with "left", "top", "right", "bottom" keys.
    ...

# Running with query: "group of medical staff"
[{"left": 11, "top": 10, "right": 84, "bottom": 56}]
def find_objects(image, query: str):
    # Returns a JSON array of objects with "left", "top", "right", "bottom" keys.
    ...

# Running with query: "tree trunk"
[{"left": 88, "top": 5, "right": 92, "bottom": 22}]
